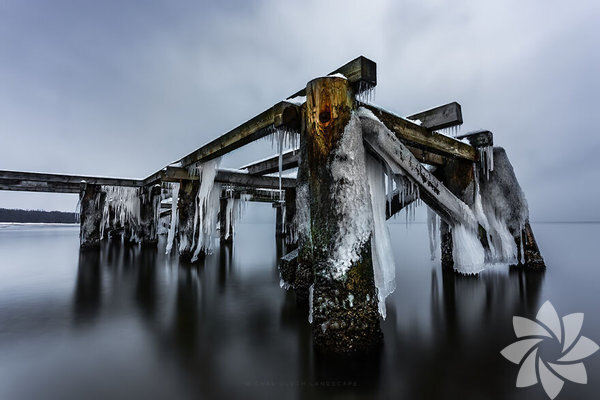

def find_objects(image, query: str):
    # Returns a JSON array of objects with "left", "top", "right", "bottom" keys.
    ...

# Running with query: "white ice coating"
[
  {"left": 189, "top": 158, "right": 221, "bottom": 262},
  {"left": 100, "top": 186, "right": 141, "bottom": 240},
  {"left": 356, "top": 81, "right": 376, "bottom": 104},
  {"left": 478, "top": 145, "right": 495, "bottom": 179},
  {"left": 328, "top": 113, "right": 374, "bottom": 279},
  {"left": 366, "top": 153, "right": 396, "bottom": 319},
  {"left": 451, "top": 224, "right": 486, "bottom": 274},
  {"left": 223, "top": 194, "right": 249, "bottom": 241},
  {"left": 427, "top": 207, "right": 439, "bottom": 261},
  {"left": 165, "top": 183, "right": 180, "bottom": 255},
  {"left": 438, "top": 125, "right": 463, "bottom": 137}
]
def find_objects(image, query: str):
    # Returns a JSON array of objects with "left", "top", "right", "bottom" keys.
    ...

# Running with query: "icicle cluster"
[
  {"left": 355, "top": 81, "right": 376, "bottom": 104},
  {"left": 165, "top": 182, "right": 180, "bottom": 255},
  {"left": 100, "top": 186, "right": 141, "bottom": 240},
  {"left": 222, "top": 193, "right": 250, "bottom": 241},
  {"left": 437, "top": 124, "right": 463, "bottom": 137},
  {"left": 478, "top": 145, "right": 494, "bottom": 179},
  {"left": 366, "top": 154, "right": 396, "bottom": 319},
  {"left": 187, "top": 158, "right": 221, "bottom": 262}
]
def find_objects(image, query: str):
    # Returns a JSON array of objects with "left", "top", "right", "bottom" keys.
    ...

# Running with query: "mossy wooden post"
[
  {"left": 305, "top": 76, "right": 381, "bottom": 353},
  {"left": 139, "top": 185, "right": 161, "bottom": 247},
  {"left": 79, "top": 183, "right": 106, "bottom": 249},
  {"left": 177, "top": 179, "right": 199, "bottom": 262},
  {"left": 219, "top": 197, "right": 233, "bottom": 243}
]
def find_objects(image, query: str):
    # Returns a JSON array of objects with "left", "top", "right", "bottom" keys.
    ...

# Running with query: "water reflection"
[{"left": 68, "top": 227, "right": 551, "bottom": 400}]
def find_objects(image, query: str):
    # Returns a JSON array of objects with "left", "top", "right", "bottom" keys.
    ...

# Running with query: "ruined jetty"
[{"left": 0, "top": 56, "right": 544, "bottom": 353}]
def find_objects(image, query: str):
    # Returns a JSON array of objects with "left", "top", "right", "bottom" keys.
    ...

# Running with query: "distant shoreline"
[{"left": 0, "top": 208, "right": 78, "bottom": 224}]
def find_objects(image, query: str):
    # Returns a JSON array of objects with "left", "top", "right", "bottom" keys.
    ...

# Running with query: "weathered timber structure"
[{"left": 0, "top": 56, "right": 546, "bottom": 354}]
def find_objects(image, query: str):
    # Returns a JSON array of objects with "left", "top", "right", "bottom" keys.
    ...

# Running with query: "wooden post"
[
  {"left": 284, "top": 187, "right": 297, "bottom": 247},
  {"left": 177, "top": 179, "right": 199, "bottom": 262},
  {"left": 304, "top": 76, "right": 381, "bottom": 353},
  {"left": 219, "top": 197, "right": 233, "bottom": 243},
  {"left": 139, "top": 185, "right": 161, "bottom": 247},
  {"left": 79, "top": 183, "right": 106, "bottom": 249},
  {"left": 275, "top": 204, "right": 284, "bottom": 237}
]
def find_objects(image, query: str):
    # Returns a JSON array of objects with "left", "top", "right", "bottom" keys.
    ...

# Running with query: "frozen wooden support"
[
  {"left": 79, "top": 184, "right": 106, "bottom": 249},
  {"left": 361, "top": 116, "right": 478, "bottom": 229},
  {"left": 284, "top": 188, "right": 297, "bottom": 246},
  {"left": 275, "top": 203, "right": 284, "bottom": 237},
  {"left": 406, "top": 102, "right": 463, "bottom": 131},
  {"left": 138, "top": 186, "right": 161, "bottom": 247},
  {"left": 242, "top": 150, "right": 299, "bottom": 175},
  {"left": 358, "top": 104, "right": 477, "bottom": 163},
  {"left": 457, "top": 130, "right": 494, "bottom": 148},
  {"left": 304, "top": 76, "right": 381, "bottom": 353},
  {"left": 0, "top": 170, "right": 143, "bottom": 189},
  {"left": 150, "top": 166, "right": 296, "bottom": 190},
  {"left": 219, "top": 198, "right": 233, "bottom": 243},
  {"left": 176, "top": 180, "right": 199, "bottom": 262}
]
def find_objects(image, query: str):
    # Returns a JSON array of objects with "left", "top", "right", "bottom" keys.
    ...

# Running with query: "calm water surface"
[{"left": 0, "top": 222, "right": 599, "bottom": 400}]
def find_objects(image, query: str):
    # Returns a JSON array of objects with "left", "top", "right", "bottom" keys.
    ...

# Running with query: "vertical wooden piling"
[
  {"left": 219, "top": 197, "right": 233, "bottom": 243},
  {"left": 177, "top": 179, "right": 199, "bottom": 262},
  {"left": 79, "top": 183, "right": 106, "bottom": 249},
  {"left": 275, "top": 204, "right": 284, "bottom": 237},
  {"left": 284, "top": 187, "right": 297, "bottom": 247},
  {"left": 304, "top": 76, "right": 381, "bottom": 353},
  {"left": 139, "top": 185, "right": 161, "bottom": 247}
]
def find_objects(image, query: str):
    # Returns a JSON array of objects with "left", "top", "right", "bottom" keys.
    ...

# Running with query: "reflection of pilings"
[
  {"left": 219, "top": 198, "right": 233, "bottom": 243},
  {"left": 73, "top": 249, "right": 102, "bottom": 325}
]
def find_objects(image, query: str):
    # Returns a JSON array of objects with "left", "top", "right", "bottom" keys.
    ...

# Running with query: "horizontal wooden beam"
[
  {"left": 358, "top": 104, "right": 477, "bottom": 163},
  {"left": 456, "top": 130, "right": 493, "bottom": 148},
  {"left": 177, "top": 101, "right": 301, "bottom": 169},
  {"left": 406, "top": 102, "right": 463, "bottom": 131},
  {"left": 0, "top": 179, "right": 81, "bottom": 194},
  {"left": 156, "top": 167, "right": 296, "bottom": 190},
  {"left": 287, "top": 56, "right": 377, "bottom": 100},
  {"left": 241, "top": 150, "right": 299, "bottom": 175},
  {"left": 0, "top": 170, "right": 144, "bottom": 188}
]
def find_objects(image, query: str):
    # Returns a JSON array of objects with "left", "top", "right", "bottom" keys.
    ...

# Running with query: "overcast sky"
[{"left": 1, "top": 0, "right": 598, "bottom": 221}]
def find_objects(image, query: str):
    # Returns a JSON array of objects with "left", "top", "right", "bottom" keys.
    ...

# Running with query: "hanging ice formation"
[
  {"left": 165, "top": 182, "right": 180, "bottom": 255},
  {"left": 100, "top": 186, "right": 141, "bottom": 240},
  {"left": 438, "top": 125, "right": 463, "bottom": 138},
  {"left": 222, "top": 192, "right": 250, "bottom": 241},
  {"left": 355, "top": 80, "right": 376, "bottom": 104},
  {"left": 427, "top": 207, "right": 439, "bottom": 261},
  {"left": 478, "top": 145, "right": 494, "bottom": 179},
  {"left": 366, "top": 153, "right": 396, "bottom": 319},
  {"left": 187, "top": 158, "right": 221, "bottom": 262}
]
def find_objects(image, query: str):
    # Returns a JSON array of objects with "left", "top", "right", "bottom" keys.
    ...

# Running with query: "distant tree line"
[{"left": 0, "top": 208, "right": 78, "bottom": 223}]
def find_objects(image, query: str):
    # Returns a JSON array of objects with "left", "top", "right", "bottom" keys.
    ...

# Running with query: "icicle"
[
  {"left": 165, "top": 183, "right": 180, "bottom": 255},
  {"left": 366, "top": 154, "right": 396, "bottom": 318},
  {"left": 427, "top": 207, "right": 439, "bottom": 261},
  {"left": 478, "top": 145, "right": 495, "bottom": 179},
  {"left": 100, "top": 186, "right": 141, "bottom": 241},
  {"left": 355, "top": 81, "right": 376, "bottom": 104},
  {"left": 308, "top": 284, "right": 314, "bottom": 323}
]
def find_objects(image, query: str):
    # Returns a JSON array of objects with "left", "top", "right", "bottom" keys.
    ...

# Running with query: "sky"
[{"left": 0, "top": 0, "right": 599, "bottom": 222}]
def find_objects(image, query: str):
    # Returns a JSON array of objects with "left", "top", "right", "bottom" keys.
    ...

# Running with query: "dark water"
[{"left": 0, "top": 222, "right": 599, "bottom": 400}]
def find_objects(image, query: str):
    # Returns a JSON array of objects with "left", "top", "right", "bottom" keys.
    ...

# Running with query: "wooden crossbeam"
[
  {"left": 0, "top": 170, "right": 144, "bottom": 187},
  {"left": 456, "top": 130, "right": 493, "bottom": 148},
  {"left": 0, "top": 179, "right": 81, "bottom": 194},
  {"left": 155, "top": 166, "right": 296, "bottom": 190},
  {"left": 359, "top": 104, "right": 477, "bottom": 163},
  {"left": 360, "top": 117, "right": 478, "bottom": 228},
  {"left": 241, "top": 150, "right": 299, "bottom": 175},
  {"left": 407, "top": 102, "right": 463, "bottom": 131},
  {"left": 287, "top": 56, "right": 377, "bottom": 100}
]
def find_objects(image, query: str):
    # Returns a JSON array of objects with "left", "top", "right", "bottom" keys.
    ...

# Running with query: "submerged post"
[
  {"left": 284, "top": 187, "right": 297, "bottom": 247},
  {"left": 304, "top": 76, "right": 381, "bottom": 353},
  {"left": 79, "top": 183, "right": 106, "bottom": 249},
  {"left": 275, "top": 203, "right": 284, "bottom": 237},
  {"left": 219, "top": 197, "right": 233, "bottom": 243},
  {"left": 177, "top": 180, "right": 199, "bottom": 262}
]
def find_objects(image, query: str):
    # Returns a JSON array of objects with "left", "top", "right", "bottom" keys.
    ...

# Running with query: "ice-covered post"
[
  {"left": 177, "top": 179, "right": 199, "bottom": 262},
  {"left": 284, "top": 187, "right": 297, "bottom": 247},
  {"left": 79, "top": 183, "right": 106, "bottom": 249},
  {"left": 219, "top": 197, "right": 233, "bottom": 243},
  {"left": 304, "top": 76, "right": 381, "bottom": 353},
  {"left": 275, "top": 203, "right": 284, "bottom": 237},
  {"left": 138, "top": 185, "right": 161, "bottom": 247}
]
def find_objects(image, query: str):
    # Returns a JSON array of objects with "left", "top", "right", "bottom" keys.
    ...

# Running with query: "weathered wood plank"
[
  {"left": 0, "top": 170, "right": 143, "bottom": 188},
  {"left": 407, "top": 102, "right": 463, "bottom": 131},
  {"left": 0, "top": 179, "right": 81, "bottom": 193},
  {"left": 176, "top": 101, "right": 300, "bottom": 169},
  {"left": 156, "top": 166, "right": 295, "bottom": 189},
  {"left": 287, "top": 56, "right": 377, "bottom": 100},
  {"left": 242, "top": 150, "right": 299, "bottom": 175},
  {"left": 361, "top": 117, "right": 478, "bottom": 229},
  {"left": 359, "top": 104, "right": 477, "bottom": 162},
  {"left": 456, "top": 130, "right": 494, "bottom": 148}
]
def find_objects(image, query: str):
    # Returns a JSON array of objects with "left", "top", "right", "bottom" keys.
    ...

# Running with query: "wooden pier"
[{"left": 0, "top": 56, "right": 545, "bottom": 353}]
